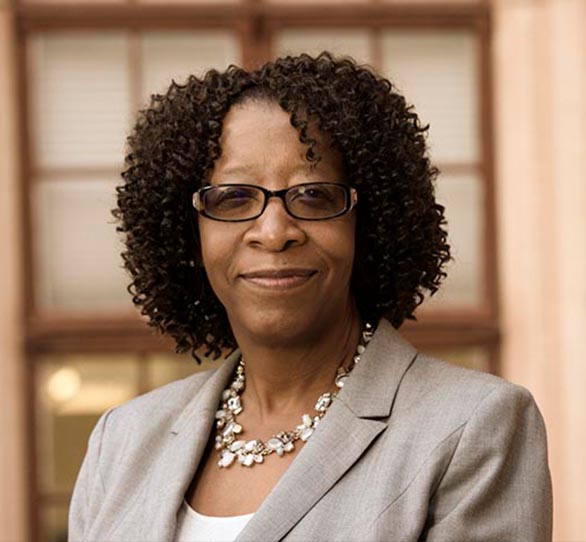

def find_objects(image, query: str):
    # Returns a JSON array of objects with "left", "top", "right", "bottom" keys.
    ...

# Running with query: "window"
[{"left": 17, "top": 2, "right": 494, "bottom": 540}]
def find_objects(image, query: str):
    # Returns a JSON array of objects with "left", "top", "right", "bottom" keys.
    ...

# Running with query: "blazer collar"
[{"left": 336, "top": 318, "right": 418, "bottom": 418}]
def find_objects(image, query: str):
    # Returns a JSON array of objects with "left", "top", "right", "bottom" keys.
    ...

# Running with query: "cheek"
[
  {"left": 198, "top": 221, "right": 235, "bottom": 289},
  {"left": 320, "top": 221, "right": 356, "bottom": 276}
]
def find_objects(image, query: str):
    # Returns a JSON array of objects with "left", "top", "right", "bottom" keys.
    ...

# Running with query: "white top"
[{"left": 174, "top": 500, "right": 254, "bottom": 542}]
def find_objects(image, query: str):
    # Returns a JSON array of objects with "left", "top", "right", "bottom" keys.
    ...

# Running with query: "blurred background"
[{"left": 0, "top": 0, "right": 584, "bottom": 540}]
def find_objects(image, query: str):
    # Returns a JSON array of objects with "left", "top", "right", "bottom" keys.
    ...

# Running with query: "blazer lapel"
[
  {"left": 236, "top": 319, "right": 418, "bottom": 542},
  {"left": 336, "top": 319, "right": 418, "bottom": 419}
]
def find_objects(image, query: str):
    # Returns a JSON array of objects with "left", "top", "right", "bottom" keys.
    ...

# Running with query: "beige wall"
[
  {"left": 493, "top": 0, "right": 586, "bottom": 540},
  {"left": 0, "top": 6, "right": 28, "bottom": 542}
]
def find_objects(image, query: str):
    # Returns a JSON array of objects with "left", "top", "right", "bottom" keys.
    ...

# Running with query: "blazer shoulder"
[
  {"left": 398, "top": 352, "right": 542, "bottom": 428},
  {"left": 418, "top": 350, "right": 528, "bottom": 389}
]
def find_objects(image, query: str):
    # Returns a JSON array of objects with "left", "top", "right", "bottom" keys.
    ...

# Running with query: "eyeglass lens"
[{"left": 201, "top": 183, "right": 349, "bottom": 221}]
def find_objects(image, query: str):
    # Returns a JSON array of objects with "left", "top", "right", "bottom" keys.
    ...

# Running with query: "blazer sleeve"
[
  {"left": 68, "top": 408, "right": 115, "bottom": 542},
  {"left": 422, "top": 384, "right": 553, "bottom": 542}
]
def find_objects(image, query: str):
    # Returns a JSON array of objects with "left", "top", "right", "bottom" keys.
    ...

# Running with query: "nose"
[{"left": 244, "top": 197, "right": 306, "bottom": 252}]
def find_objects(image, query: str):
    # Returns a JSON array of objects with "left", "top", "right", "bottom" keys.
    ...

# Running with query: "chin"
[{"left": 231, "top": 306, "right": 325, "bottom": 347}]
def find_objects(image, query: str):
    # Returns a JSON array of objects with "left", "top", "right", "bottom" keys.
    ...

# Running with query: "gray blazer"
[{"left": 69, "top": 319, "right": 552, "bottom": 541}]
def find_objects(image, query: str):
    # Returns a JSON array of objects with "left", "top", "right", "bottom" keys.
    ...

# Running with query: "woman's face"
[{"left": 198, "top": 100, "right": 356, "bottom": 345}]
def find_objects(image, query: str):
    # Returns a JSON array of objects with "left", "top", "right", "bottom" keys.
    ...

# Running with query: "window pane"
[
  {"left": 40, "top": 504, "right": 69, "bottom": 542},
  {"left": 140, "top": 31, "right": 240, "bottom": 102},
  {"left": 36, "top": 355, "right": 140, "bottom": 494},
  {"left": 34, "top": 177, "right": 130, "bottom": 312},
  {"left": 380, "top": 30, "right": 479, "bottom": 163},
  {"left": 28, "top": 32, "right": 130, "bottom": 169},
  {"left": 422, "top": 346, "right": 490, "bottom": 372},
  {"left": 274, "top": 28, "right": 373, "bottom": 65},
  {"left": 424, "top": 171, "right": 484, "bottom": 308}
]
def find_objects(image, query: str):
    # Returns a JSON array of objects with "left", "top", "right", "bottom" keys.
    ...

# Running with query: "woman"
[{"left": 69, "top": 53, "right": 552, "bottom": 541}]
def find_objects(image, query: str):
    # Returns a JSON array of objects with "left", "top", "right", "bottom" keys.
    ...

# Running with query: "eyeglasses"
[{"left": 192, "top": 182, "right": 358, "bottom": 222}]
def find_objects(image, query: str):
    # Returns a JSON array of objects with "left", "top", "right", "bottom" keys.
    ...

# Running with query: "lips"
[{"left": 240, "top": 268, "right": 317, "bottom": 290}]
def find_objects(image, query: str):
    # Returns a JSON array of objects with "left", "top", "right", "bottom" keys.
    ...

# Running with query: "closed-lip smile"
[{"left": 240, "top": 268, "right": 317, "bottom": 289}]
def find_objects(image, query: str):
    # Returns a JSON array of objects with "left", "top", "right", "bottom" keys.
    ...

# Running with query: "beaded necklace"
[{"left": 214, "top": 323, "right": 374, "bottom": 468}]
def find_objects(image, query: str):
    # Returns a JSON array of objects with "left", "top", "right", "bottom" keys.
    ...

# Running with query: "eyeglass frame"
[{"left": 192, "top": 182, "right": 359, "bottom": 222}]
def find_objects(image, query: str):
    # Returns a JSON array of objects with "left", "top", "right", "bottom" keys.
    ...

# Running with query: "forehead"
[
  {"left": 222, "top": 100, "right": 290, "bottom": 139},
  {"left": 212, "top": 100, "right": 343, "bottom": 181}
]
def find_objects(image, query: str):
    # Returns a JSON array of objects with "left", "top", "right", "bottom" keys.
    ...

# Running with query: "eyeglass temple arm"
[
  {"left": 350, "top": 187, "right": 358, "bottom": 209},
  {"left": 192, "top": 192, "right": 202, "bottom": 211}
]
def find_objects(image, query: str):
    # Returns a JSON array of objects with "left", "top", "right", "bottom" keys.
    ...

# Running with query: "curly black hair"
[{"left": 115, "top": 52, "right": 450, "bottom": 362}]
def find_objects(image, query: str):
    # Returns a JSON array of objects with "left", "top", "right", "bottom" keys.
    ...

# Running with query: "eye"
[
  {"left": 303, "top": 187, "right": 328, "bottom": 199},
  {"left": 291, "top": 184, "right": 336, "bottom": 203},
  {"left": 223, "top": 189, "right": 244, "bottom": 199},
  {"left": 208, "top": 186, "right": 259, "bottom": 207}
]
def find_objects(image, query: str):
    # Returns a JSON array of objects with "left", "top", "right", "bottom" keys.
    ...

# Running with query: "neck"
[{"left": 231, "top": 304, "right": 362, "bottom": 423}]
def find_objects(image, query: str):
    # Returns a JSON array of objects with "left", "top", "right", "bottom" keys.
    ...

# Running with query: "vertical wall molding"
[
  {"left": 493, "top": 1, "right": 586, "bottom": 539},
  {"left": 0, "top": 6, "right": 28, "bottom": 542}
]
